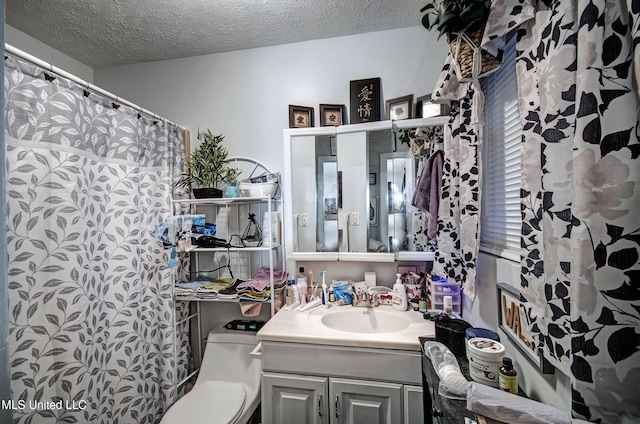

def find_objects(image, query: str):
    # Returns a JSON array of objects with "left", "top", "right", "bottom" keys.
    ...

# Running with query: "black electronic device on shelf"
[{"left": 224, "top": 319, "right": 265, "bottom": 332}]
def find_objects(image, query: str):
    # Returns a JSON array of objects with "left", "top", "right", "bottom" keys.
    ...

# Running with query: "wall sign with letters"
[
  {"left": 349, "top": 77, "right": 381, "bottom": 124},
  {"left": 497, "top": 283, "right": 554, "bottom": 374}
]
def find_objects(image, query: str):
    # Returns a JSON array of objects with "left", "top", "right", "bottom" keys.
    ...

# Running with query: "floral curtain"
[
  {"left": 4, "top": 55, "right": 188, "bottom": 423},
  {"left": 431, "top": 57, "right": 483, "bottom": 301},
  {"left": 483, "top": 0, "right": 640, "bottom": 421}
]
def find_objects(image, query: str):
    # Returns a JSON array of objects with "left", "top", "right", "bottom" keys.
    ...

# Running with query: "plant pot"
[
  {"left": 224, "top": 183, "right": 240, "bottom": 198},
  {"left": 192, "top": 187, "right": 223, "bottom": 199},
  {"left": 448, "top": 25, "right": 500, "bottom": 80}
]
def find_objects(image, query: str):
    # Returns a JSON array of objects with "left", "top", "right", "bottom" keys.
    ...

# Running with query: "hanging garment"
[{"left": 411, "top": 150, "right": 444, "bottom": 239}]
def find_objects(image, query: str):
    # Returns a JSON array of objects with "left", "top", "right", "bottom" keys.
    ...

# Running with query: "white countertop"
[{"left": 257, "top": 304, "right": 435, "bottom": 351}]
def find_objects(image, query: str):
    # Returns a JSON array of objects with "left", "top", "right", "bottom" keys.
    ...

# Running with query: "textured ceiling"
[{"left": 6, "top": 0, "right": 426, "bottom": 68}]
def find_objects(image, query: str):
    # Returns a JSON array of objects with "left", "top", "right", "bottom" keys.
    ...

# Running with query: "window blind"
[{"left": 480, "top": 37, "right": 522, "bottom": 259}]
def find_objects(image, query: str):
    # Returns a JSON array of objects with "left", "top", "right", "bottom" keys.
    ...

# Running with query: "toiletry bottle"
[
  {"left": 443, "top": 295, "right": 453, "bottom": 315},
  {"left": 392, "top": 273, "right": 408, "bottom": 311},
  {"left": 286, "top": 280, "right": 294, "bottom": 305},
  {"left": 297, "top": 267, "right": 308, "bottom": 305},
  {"left": 419, "top": 288, "right": 428, "bottom": 313},
  {"left": 291, "top": 279, "right": 300, "bottom": 304},
  {"left": 499, "top": 357, "right": 518, "bottom": 394}
]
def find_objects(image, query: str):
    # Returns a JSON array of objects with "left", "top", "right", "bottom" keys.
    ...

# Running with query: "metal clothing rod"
[{"left": 4, "top": 43, "right": 183, "bottom": 129}]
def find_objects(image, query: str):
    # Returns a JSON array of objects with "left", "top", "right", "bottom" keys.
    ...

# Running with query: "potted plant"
[
  {"left": 175, "top": 129, "right": 234, "bottom": 198},
  {"left": 223, "top": 166, "right": 242, "bottom": 198},
  {"left": 420, "top": 0, "right": 499, "bottom": 79}
]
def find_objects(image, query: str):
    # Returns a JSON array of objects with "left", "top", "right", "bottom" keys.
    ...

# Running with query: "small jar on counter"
[{"left": 499, "top": 357, "right": 518, "bottom": 394}]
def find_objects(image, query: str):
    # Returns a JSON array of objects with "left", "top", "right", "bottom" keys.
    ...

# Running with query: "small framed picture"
[
  {"left": 320, "top": 104, "right": 347, "bottom": 126},
  {"left": 386, "top": 95, "right": 413, "bottom": 120},
  {"left": 350, "top": 77, "right": 382, "bottom": 123},
  {"left": 416, "top": 94, "right": 450, "bottom": 118},
  {"left": 289, "top": 105, "right": 314, "bottom": 128}
]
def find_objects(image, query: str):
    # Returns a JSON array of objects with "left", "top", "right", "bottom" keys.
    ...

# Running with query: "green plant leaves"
[
  {"left": 175, "top": 129, "right": 233, "bottom": 190},
  {"left": 420, "top": 0, "right": 490, "bottom": 38}
]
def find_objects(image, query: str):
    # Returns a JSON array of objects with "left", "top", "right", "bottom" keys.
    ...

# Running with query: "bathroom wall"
[
  {"left": 92, "top": 26, "right": 448, "bottom": 176},
  {"left": 5, "top": 24, "right": 94, "bottom": 83}
]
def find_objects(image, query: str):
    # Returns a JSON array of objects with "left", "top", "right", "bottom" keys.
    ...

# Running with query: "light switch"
[{"left": 300, "top": 213, "right": 309, "bottom": 227}]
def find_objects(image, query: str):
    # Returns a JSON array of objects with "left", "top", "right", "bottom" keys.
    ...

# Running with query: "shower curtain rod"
[{"left": 4, "top": 44, "right": 183, "bottom": 129}]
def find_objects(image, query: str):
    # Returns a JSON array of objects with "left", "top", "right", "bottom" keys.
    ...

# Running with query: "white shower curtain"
[{"left": 4, "top": 55, "right": 188, "bottom": 423}]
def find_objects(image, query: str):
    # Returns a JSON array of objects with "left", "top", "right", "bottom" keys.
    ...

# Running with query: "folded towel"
[
  {"left": 175, "top": 276, "right": 211, "bottom": 297},
  {"left": 217, "top": 279, "right": 245, "bottom": 299},
  {"left": 236, "top": 268, "right": 288, "bottom": 293},
  {"left": 238, "top": 289, "right": 286, "bottom": 304},
  {"left": 197, "top": 277, "right": 235, "bottom": 294}
]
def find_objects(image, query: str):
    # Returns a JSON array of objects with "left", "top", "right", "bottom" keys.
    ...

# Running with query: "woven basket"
[{"left": 448, "top": 26, "right": 500, "bottom": 80}]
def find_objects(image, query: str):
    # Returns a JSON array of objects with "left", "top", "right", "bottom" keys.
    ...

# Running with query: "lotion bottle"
[
  {"left": 392, "top": 273, "right": 408, "bottom": 311},
  {"left": 291, "top": 279, "right": 300, "bottom": 304}
]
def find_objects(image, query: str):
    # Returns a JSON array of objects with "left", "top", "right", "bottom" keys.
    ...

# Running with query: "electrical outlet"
[
  {"left": 351, "top": 212, "right": 360, "bottom": 226},
  {"left": 300, "top": 213, "right": 309, "bottom": 227}
]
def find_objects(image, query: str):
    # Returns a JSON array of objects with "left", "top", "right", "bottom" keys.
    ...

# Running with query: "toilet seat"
[{"left": 161, "top": 381, "right": 246, "bottom": 424}]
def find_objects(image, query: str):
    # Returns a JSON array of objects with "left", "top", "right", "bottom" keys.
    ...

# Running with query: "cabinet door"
[
  {"left": 330, "top": 378, "right": 402, "bottom": 424},
  {"left": 262, "top": 372, "right": 328, "bottom": 424},
  {"left": 286, "top": 130, "right": 340, "bottom": 257},
  {"left": 390, "top": 123, "right": 445, "bottom": 261},
  {"left": 403, "top": 385, "right": 425, "bottom": 424},
  {"left": 335, "top": 131, "right": 368, "bottom": 253},
  {"left": 336, "top": 127, "right": 395, "bottom": 260}
]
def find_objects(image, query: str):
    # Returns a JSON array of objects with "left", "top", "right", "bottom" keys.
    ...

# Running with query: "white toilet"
[{"left": 161, "top": 325, "right": 261, "bottom": 424}]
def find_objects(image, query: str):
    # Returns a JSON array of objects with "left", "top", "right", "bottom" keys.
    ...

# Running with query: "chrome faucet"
[{"left": 344, "top": 284, "right": 377, "bottom": 307}]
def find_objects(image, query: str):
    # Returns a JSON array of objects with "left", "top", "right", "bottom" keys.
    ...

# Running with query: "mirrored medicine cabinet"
[{"left": 283, "top": 117, "right": 447, "bottom": 262}]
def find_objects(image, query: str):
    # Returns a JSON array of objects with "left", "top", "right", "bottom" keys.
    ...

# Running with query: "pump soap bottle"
[{"left": 392, "top": 273, "right": 408, "bottom": 311}]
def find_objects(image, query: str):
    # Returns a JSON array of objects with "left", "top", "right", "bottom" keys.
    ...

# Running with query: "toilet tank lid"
[{"left": 207, "top": 324, "right": 258, "bottom": 345}]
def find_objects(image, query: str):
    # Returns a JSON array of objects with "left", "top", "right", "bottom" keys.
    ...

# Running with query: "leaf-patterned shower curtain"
[
  {"left": 4, "top": 55, "right": 188, "bottom": 423},
  {"left": 483, "top": 0, "right": 639, "bottom": 421}
]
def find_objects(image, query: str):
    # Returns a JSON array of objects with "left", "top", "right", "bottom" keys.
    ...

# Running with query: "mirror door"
[
  {"left": 335, "top": 126, "right": 395, "bottom": 261},
  {"left": 287, "top": 130, "right": 339, "bottom": 259}
]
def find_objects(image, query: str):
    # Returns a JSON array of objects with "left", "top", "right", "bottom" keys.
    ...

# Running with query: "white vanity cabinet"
[
  {"left": 404, "top": 385, "right": 427, "bottom": 424},
  {"left": 263, "top": 373, "right": 422, "bottom": 424},
  {"left": 260, "top": 342, "right": 425, "bottom": 424},
  {"left": 331, "top": 378, "right": 403, "bottom": 424},
  {"left": 262, "top": 373, "right": 328, "bottom": 424}
]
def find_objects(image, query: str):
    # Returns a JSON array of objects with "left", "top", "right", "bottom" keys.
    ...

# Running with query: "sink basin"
[{"left": 319, "top": 308, "right": 411, "bottom": 334}]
